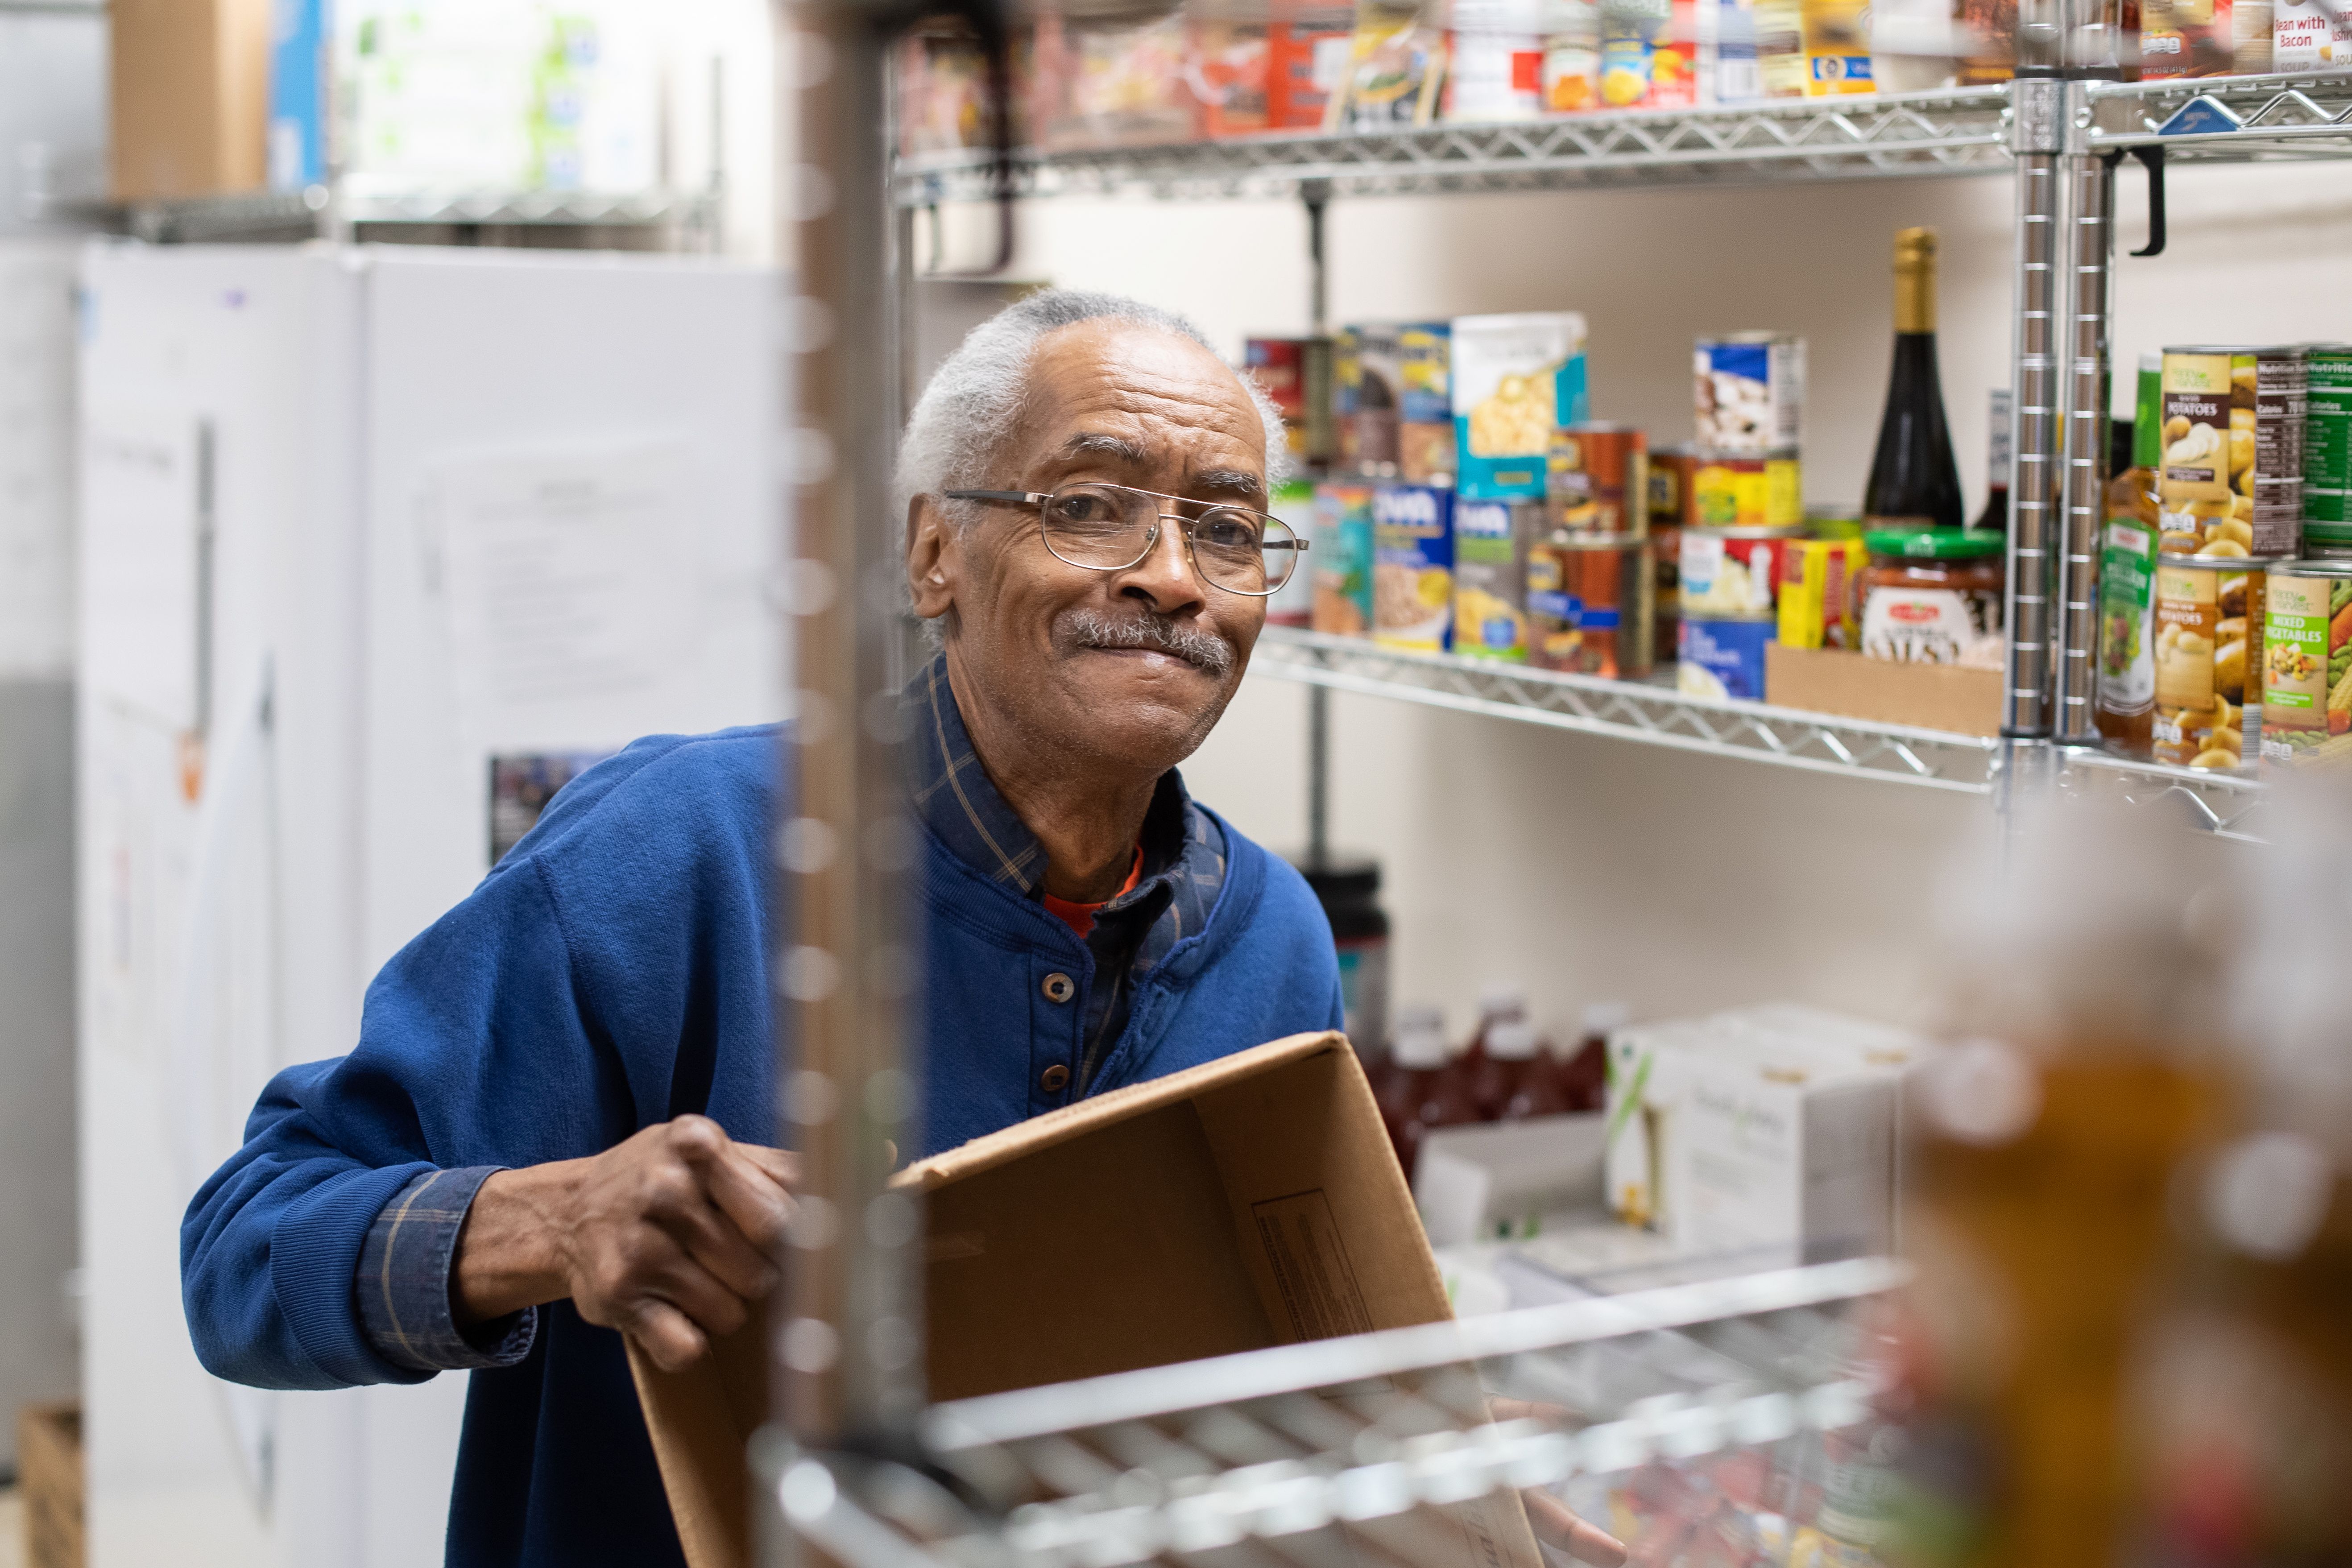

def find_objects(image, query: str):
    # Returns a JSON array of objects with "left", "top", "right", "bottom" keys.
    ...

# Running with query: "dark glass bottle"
[
  {"left": 1863, "top": 227, "right": 1966, "bottom": 532},
  {"left": 1487, "top": 1020, "right": 1574, "bottom": 1122},
  {"left": 1558, "top": 1001, "right": 1626, "bottom": 1113},
  {"left": 1381, "top": 1009, "right": 1477, "bottom": 1179},
  {"left": 1973, "top": 387, "right": 2011, "bottom": 533}
]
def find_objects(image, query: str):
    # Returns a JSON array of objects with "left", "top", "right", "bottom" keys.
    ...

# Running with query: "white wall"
[{"left": 956, "top": 156, "right": 2352, "bottom": 1044}]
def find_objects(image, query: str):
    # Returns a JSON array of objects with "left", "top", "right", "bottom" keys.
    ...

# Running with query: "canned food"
[
  {"left": 1779, "top": 536, "right": 1866, "bottom": 650},
  {"left": 1453, "top": 499, "right": 1539, "bottom": 662},
  {"left": 1526, "top": 529, "right": 1653, "bottom": 679},
  {"left": 1371, "top": 483, "right": 1456, "bottom": 651},
  {"left": 2306, "top": 342, "right": 2351, "bottom": 526},
  {"left": 1311, "top": 480, "right": 1375, "bottom": 637},
  {"left": 1547, "top": 422, "right": 1649, "bottom": 536},
  {"left": 1692, "top": 449, "right": 1803, "bottom": 528},
  {"left": 2153, "top": 550, "right": 2272, "bottom": 771},
  {"left": 1804, "top": 503, "right": 1866, "bottom": 541},
  {"left": 1694, "top": 333, "right": 1805, "bottom": 454},
  {"left": 1651, "top": 446, "right": 1698, "bottom": 528},
  {"left": 1678, "top": 616, "right": 1775, "bottom": 701},
  {"left": 2306, "top": 522, "right": 2352, "bottom": 560},
  {"left": 2261, "top": 560, "right": 2352, "bottom": 763},
  {"left": 2160, "top": 345, "right": 2306, "bottom": 559},
  {"left": 1652, "top": 525, "right": 1682, "bottom": 666},
  {"left": 1681, "top": 523, "right": 1801, "bottom": 618}
]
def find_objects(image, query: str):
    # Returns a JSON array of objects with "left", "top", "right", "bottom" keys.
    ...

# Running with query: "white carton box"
[
  {"left": 1603, "top": 1004, "right": 1930, "bottom": 1259},
  {"left": 1414, "top": 1113, "right": 1607, "bottom": 1246}
]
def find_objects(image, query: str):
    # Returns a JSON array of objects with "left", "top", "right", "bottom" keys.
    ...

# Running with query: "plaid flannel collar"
[{"left": 905, "top": 653, "right": 1216, "bottom": 927}]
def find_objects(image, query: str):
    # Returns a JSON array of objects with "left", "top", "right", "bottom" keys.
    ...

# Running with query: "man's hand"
[{"left": 452, "top": 1116, "right": 798, "bottom": 1372}]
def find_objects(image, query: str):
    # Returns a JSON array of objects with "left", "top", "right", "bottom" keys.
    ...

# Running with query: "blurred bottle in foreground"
[
  {"left": 2125, "top": 775, "right": 2352, "bottom": 1567},
  {"left": 1885, "top": 803, "right": 2239, "bottom": 1568}
]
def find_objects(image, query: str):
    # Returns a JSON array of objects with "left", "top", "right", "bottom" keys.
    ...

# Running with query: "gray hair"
[{"left": 891, "top": 288, "right": 1290, "bottom": 532}]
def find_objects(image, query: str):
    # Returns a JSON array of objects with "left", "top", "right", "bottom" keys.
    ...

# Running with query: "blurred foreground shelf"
[
  {"left": 1251, "top": 626, "right": 2271, "bottom": 837},
  {"left": 61, "top": 186, "right": 722, "bottom": 245}
]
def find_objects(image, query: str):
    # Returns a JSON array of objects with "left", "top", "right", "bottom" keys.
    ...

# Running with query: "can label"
[
  {"left": 1311, "top": 481, "right": 1375, "bottom": 637},
  {"left": 2260, "top": 568, "right": 2352, "bottom": 761},
  {"left": 1371, "top": 484, "right": 1456, "bottom": 651},
  {"left": 1677, "top": 616, "right": 1774, "bottom": 701},
  {"left": 2097, "top": 518, "right": 2160, "bottom": 719},
  {"left": 1547, "top": 426, "right": 1649, "bottom": 535},
  {"left": 1454, "top": 499, "right": 1531, "bottom": 661},
  {"left": 1681, "top": 528, "right": 1791, "bottom": 616},
  {"left": 1527, "top": 534, "right": 1650, "bottom": 678},
  {"left": 2152, "top": 556, "right": 2259, "bottom": 770},
  {"left": 2160, "top": 348, "right": 2304, "bottom": 558},
  {"left": 1693, "top": 453, "right": 1802, "bottom": 527},
  {"left": 1694, "top": 336, "right": 1805, "bottom": 453},
  {"left": 2306, "top": 345, "right": 2351, "bottom": 524}
]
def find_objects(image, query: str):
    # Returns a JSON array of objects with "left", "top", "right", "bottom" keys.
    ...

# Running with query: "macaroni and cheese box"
[
  {"left": 1453, "top": 498, "right": 1533, "bottom": 661},
  {"left": 1451, "top": 312, "right": 1590, "bottom": 500},
  {"left": 1311, "top": 479, "right": 1375, "bottom": 636},
  {"left": 1372, "top": 483, "right": 1455, "bottom": 651}
]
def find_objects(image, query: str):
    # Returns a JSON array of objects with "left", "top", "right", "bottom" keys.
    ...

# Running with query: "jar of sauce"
[{"left": 1854, "top": 528, "right": 2007, "bottom": 664}]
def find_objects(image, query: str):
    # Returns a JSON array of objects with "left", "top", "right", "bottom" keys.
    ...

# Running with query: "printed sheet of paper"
[
  {"left": 79, "top": 405, "right": 200, "bottom": 729},
  {"left": 425, "top": 437, "right": 698, "bottom": 750}
]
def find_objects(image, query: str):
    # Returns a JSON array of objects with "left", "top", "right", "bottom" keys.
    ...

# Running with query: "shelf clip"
[{"left": 2099, "top": 144, "right": 2166, "bottom": 257}]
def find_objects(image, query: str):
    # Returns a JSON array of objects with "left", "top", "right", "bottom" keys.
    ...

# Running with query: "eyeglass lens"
[{"left": 1039, "top": 484, "right": 1297, "bottom": 593}]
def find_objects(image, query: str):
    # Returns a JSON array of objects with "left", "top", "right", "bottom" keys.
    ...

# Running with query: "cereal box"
[
  {"left": 1451, "top": 312, "right": 1590, "bottom": 501},
  {"left": 1312, "top": 480, "right": 1375, "bottom": 636},
  {"left": 1453, "top": 499, "right": 1535, "bottom": 661},
  {"left": 1372, "top": 483, "right": 1455, "bottom": 651}
]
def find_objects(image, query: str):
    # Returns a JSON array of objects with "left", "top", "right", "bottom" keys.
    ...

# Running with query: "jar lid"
[
  {"left": 1296, "top": 856, "right": 1381, "bottom": 902},
  {"left": 1865, "top": 526, "right": 2005, "bottom": 560}
]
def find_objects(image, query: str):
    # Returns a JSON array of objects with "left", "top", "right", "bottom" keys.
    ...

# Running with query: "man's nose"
[{"left": 1112, "top": 513, "right": 1209, "bottom": 613}]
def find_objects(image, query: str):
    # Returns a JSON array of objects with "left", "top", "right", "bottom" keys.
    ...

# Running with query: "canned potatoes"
[
  {"left": 2159, "top": 346, "right": 2306, "bottom": 559},
  {"left": 2153, "top": 550, "right": 2271, "bottom": 771}
]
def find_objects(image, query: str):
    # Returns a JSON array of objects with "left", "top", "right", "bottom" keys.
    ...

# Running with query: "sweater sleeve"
[{"left": 180, "top": 849, "right": 617, "bottom": 1392}]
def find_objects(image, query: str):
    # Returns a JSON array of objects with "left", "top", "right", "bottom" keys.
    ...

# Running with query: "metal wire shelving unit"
[
  {"left": 778, "top": 1260, "right": 1905, "bottom": 1568},
  {"left": 758, "top": 46, "right": 2352, "bottom": 1568}
]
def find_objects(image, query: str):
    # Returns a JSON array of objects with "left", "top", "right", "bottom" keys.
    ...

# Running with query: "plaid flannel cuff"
[{"left": 355, "top": 1166, "right": 539, "bottom": 1374}]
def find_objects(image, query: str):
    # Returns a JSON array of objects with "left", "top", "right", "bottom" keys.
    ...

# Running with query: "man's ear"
[{"left": 906, "top": 495, "right": 957, "bottom": 621}]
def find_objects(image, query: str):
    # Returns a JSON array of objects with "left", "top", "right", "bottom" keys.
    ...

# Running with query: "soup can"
[
  {"left": 1678, "top": 616, "right": 1775, "bottom": 701},
  {"left": 2305, "top": 522, "right": 2352, "bottom": 561},
  {"left": 1652, "top": 524, "right": 1682, "bottom": 666},
  {"left": 1680, "top": 523, "right": 1801, "bottom": 618},
  {"left": 1526, "top": 528, "right": 1654, "bottom": 679},
  {"left": 1650, "top": 445, "right": 1698, "bottom": 528},
  {"left": 1547, "top": 422, "right": 1649, "bottom": 537},
  {"left": 2153, "top": 550, "right": 2273, "bottom": 771},
  {"left": 2259, "top": 559, "right": 2352, "bottom": 765},
  {"left": 2307, "top": 342, "right": 2352, "bottom": 526},
  {"left": 1691, "top": 448, "right": 1803, "bottom": 528},
  {"left": 2159, "top": 345, "right": 2306, "bottom": 559},
  {"left": 1694, "top": 332, "right": 1805, "bottom": 453}
]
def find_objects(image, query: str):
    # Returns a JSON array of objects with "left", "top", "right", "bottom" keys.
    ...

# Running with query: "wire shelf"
[
  {"left": 115, "top": 186, "right": 717, "bottom": 244},
  {"left": 2084, "top": 68, "right": 2352, "bottom": 158},
  {"left": 1249, "top": 627, "right": 2274, "bottom": 836},
  {"left": 893, "top": 88, "right": 2015, "bottom": 204},
  {"left": 778, "top": 1260, "right": 1906, "bottom": 1568}
]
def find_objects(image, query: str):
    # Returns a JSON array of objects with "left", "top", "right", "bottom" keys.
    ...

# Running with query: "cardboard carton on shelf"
[
  {"left": 630, "top": 1032, "right": 1544, "bottom": 1568},
  {"left": 110, "top": 0, "right": 271, "bottom": 202},
  {"left": 18, "top": 1399, "right": 83, "bottom": 1568},
  {"left": 1414, "top": 1112, "right": 1608, "bottom": 1247},
  {"left": 1765, "top": 643, "right": 2003, "bottom": 737}
]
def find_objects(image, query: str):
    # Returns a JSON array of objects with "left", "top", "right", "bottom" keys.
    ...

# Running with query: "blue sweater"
[{"left": 180, "top": 725, "right": 1344, "bottom": 1567}]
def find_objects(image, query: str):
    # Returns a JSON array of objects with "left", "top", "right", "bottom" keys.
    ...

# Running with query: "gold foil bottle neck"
[{"left": 1893, "top": 225, "right": 1938, "bottom": 334}]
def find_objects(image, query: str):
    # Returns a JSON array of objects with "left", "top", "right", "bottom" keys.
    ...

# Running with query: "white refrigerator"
[{"left": 75, "top": 242, "right": 785, "bottom": 1568}]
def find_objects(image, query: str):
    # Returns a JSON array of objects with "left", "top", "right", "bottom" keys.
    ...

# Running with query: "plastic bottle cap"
[
  {"left": 1393, "top": 1025, "right": 1449, "bottom": 1070},
  {"left": 1477, "top": 983, "right": 1527, "bottom": 1019},
  {"left": 1487, "top": 1020, "right": 1539, "bottom": 1061},
  {"left": 1582, "top": 1001, "right": 1631, "bottom": 1034},
  {"left": 1395, "top": 1003, "right": 1444, "bottom": 1035}
]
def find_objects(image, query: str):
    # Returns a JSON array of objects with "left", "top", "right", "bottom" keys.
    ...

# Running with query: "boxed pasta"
[
  {"left": 1372, "top": 482, "right": 1455, "bottom": 651},
  {"left": 1451, "top": 312, "right": 1590, "bottom": 501},
  {"left": 1313, "top": 480, "right": 1376, "bottom": 635},
  {"left": 1329, "top": 0, "right": 1449, "bottom": 128},
  {"left": 1453, "top": 499, "right": 1536, "bottom": 660}
]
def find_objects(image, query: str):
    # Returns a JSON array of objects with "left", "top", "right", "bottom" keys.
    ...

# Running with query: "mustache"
[{"left": 1054, "top": 606, "right": 1237, "bottom": 678}]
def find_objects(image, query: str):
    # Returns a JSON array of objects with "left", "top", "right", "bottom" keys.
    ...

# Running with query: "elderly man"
[{"left": 182, "top": 291, "right": 1346, "bottom": 1568}]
